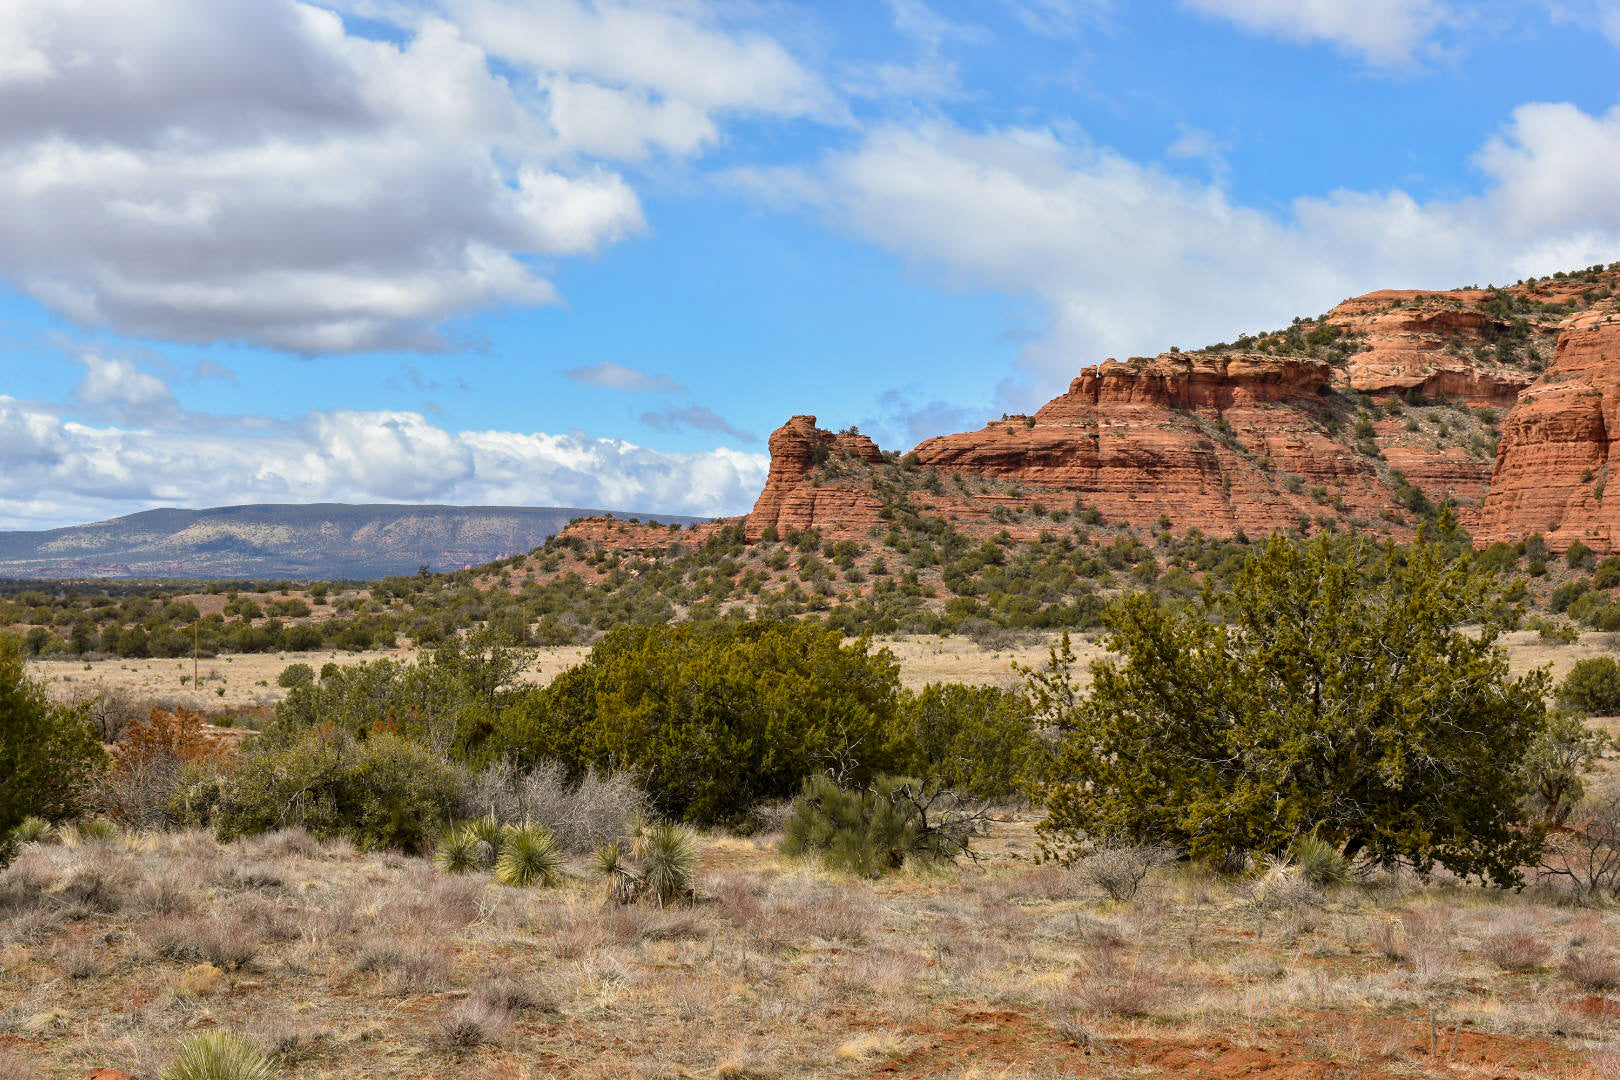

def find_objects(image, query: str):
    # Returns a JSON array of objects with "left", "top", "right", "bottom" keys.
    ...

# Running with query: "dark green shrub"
[
  {"left": 890, "top": 683, "right": 1044, "bottom": 800},
  {"left": 276, "top": 663, "right": 314, "bottom": 689},
  {"left": 781, "top": 774, "right": 981, "bottom": 877},
  {"left": 1035, "top": 530, "right": 1550, "bottom": 886},
  {"left": 1559, "top": 657, "right": 1620, "bottom": 716},
  {"left": 0, "top": 636, "right": 103, "bottom": 864},
  {"left": 494, "top": 622, "right": 903, "bottom": 824},
  {"left": 216, "top": 727, "right": 466, "bottom": 851}
]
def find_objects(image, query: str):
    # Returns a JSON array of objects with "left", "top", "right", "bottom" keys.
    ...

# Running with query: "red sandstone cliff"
[
  {"left": 744, "top": 415, "right": 886, "bottom": 541},
  {"left": 1477, "top": 306, "right": 1620, "bottom": 552},
  {"left": 559, "top": 267, "right": 1620, "bottom": 553},
  {"left": 1323, "top": 291, "right": 1534, "bottom": 406}
]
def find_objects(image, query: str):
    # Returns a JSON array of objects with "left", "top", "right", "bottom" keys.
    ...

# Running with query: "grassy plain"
[{"left": 5, "top": 815, "right": 1620, "bottom": 1079}]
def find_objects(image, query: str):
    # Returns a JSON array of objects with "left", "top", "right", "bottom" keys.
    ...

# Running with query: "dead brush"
[
  {"left": 381, "top": 941, "right": 454, "bottom": 994},
  {"left": 1479, "top": 922, "right": 1551, "bottom": 971},
  {"left": 471, "top": 972, "right": 553, "bottom": 1015},
  {"left": 54, "top": 942, "right": 102, "bottom": 980},
  {"left": 1074, "top": 841, "right": 1176, "bottom": 902},
  {"left": 61, "top": 857, "right": 136, "bottom": 915},
  {"left": 433, "top": 998, "right": 512, "bottom": 1052},
  {"left": 0, "top": 1050, "right": 43, "bottom": 1080},
  {"left": 1369, "top": 920, "right": 1409, "bottom": 961},
  {"left": 1563, "top": 949, "right": 1620, "bottom": 992}
]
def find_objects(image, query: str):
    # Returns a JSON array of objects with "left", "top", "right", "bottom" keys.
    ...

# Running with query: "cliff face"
[
  {"left": 745, "top": 416, "right": 886, "bottom": 541},
  {"left": 1323, "top": 290, "right": 1534, "bottom": 407},
  {"left": 911, "top": 354, "right": 1374, "bottom": 535},
  {"left": 560, "top": 267, "right": 1620, "bottom": 554},
  {"left": 1477, "top": 307, "right": 1620, "bottom": 552},
  {"left": 728, "top": 350, "right": 1499, "bottom": 544}
]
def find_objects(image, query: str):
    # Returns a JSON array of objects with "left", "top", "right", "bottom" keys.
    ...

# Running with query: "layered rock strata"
[{"left": 1477, "top": 307, "right": 1620, "bottom": 552}]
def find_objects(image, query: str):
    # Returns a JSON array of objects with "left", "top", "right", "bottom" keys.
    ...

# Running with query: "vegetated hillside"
[{"left": 0, "top": 503, "right": 708, "bottom": 580}]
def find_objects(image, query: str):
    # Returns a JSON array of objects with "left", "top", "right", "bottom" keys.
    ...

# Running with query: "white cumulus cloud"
[
  {"left": 0, "top": 0, "right": 822, "bottom": 353},
  {"left": 0, "top": 398, "right": 768, "bottom": 530},
  {"left": 1180, "top": 0, "right": 1452, "bottom": 65},
  {"left": 731, "top": 101, "right": 1620, "bottom": 409}
]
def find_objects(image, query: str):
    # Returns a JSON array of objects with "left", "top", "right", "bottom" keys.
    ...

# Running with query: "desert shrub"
[
  {"left": 1563, "top": 950, "right": 1620, "bottom": 992},
  {"left": 62, "top": 857, "right": 136, "bottom": 914},
  {"left": 595, "top": 822, "right": 697, "bottom": 906},
  {"left": 1034, "top": 530, "right": 1550, "bottom": 886},
  {"left": 273, "top": 628, "right": 529, "bottom": 758},
  {"left": 97, "top": 706, "right": 229, "bottom": 829},
  {"left": 1073, "top": 840, "right": 1176, "bottom": 901},
  {"left": 8, "top": 817, "right": 52, "bottom": 846},
  {"left": 0, "top": 1051, "right": 43, "bottom": 1080},
  {"left": 1288, "top": 835, "right": 1352, "bottom": 887},
  {"left": 216, "top": 727, "right": 466, "bottom": 852},
  {"left": 782, "top": 774, "right": 983, "bottom": 878},
  {"left": 889, "top": 683, "right": 1045, "bottom": 801},
  {"left": 460, "top": 760, "right": 647, "bottom": 852},
  {"left": 0, "top": 635, "right": 103, "bottom": 864},
  {"left": 1522, "top": 710, "right": 1611, "bottom": 825},
  {"left": 493, "top": 823, "right": 563, "bottom": 887},
  {"left": 434, "top": 998, "right": 512, "bottom": 1051},
  {"left": 1479, "top": 923, "right": 1550, "bottom": 971},
  {"left": 276, "top": 663, "right": 314, "bottom": 689},
  {"left": 495, "top": 621, "right": 904, "bottom": 824},
  {"left": 162, "top": 1031, "right": 271, "bottom": 1080},
  {"left": 471, "top": 972, "right": 549, "bottom": 1014},
  {"left": 1558, "top": 657, "right": 1620, "bottom": 716}
]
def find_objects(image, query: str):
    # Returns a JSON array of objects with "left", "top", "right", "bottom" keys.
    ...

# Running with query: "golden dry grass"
[{"left": 3, "top": 816, "right": 1620, "bottom": 1078}]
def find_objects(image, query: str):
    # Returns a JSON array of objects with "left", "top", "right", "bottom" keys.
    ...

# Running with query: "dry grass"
[{"left": 0, "top": 816, "right": 1616, "bottom": 1078}]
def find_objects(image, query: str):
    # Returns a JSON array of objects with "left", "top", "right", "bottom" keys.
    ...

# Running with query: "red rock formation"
[
  {"left": 912, "top": 353, "right": 1398, "bottom": 537},
  {"left": 1324, "top": 293, "right": 1532, "bottom": 407},
  {"left": 744, "top": 416, "right": 886, "bottom": 541},
  {"left": 1477, "top": 308, "right": 1620, "bottom": 552}
]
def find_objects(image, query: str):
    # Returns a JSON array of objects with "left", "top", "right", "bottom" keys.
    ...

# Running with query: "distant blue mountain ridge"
[{"left": 0, "top": 503, "right": 708, "bottom": 580}]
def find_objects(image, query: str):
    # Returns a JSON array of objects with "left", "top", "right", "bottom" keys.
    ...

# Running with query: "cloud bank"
[{"left": 0, "top": 397, "right": 767, "bottom": 530}]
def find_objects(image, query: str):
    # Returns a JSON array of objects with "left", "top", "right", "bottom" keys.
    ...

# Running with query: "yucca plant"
[
  {"left": 594, "top": 823, "right": 698, "bottom": 905},
  {"left": 594, "top": 839, "right": 641, "bottom": 905},
  {"left": 74, "top": 819, "right": 119, "bottom": 843},
  {"left": 1288, "top": 835, "right": 1352, "bottom": 888},
  {"left": 634, "top": 824, "right": 696, "bottom": 907},
  {"left": 10, "top": 817, "right": 52, "bottom": 846},
  {"left": 162, "top": 1031, "right": 272, "bottom": 1080},
  {"left": 467, "top": 812, "right": 505, "bottom": 851},
  {"left": 435, "top": 823, "right": 493, "bottom": 875},
  {"left": 494, "top": 823, "right": 563, "bottom": 887}
]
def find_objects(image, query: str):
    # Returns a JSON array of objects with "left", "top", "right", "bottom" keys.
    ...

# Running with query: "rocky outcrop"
[
  {"left": 1477, "top": 308, "right": 1620, "bottom": 553},
  {"left": 1324, "top": 291, "right": 1534, "bottom": 407},
  {"left": 744, "top": 416, "right": 886, "bottom": 541},
  {"left": 912, "top": 353, "right": 1397, "bottom": 536}
]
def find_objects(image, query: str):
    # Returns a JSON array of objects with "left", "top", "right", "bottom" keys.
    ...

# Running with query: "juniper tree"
[{"left": 1033, "top": 528, "right": 1550, "bottom": 885}]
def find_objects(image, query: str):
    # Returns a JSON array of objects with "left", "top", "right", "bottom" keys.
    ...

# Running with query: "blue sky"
[{"left": 2, "top": 0, "right": 1619, "bottom": 529}]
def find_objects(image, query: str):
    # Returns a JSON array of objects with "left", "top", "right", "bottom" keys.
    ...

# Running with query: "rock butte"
[
  {"left": 565, "top": 273, "right": 1620, "bottom": 554},
  {"left": 1478, "top": 305, "right": 1620, "bottom": 552}
]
